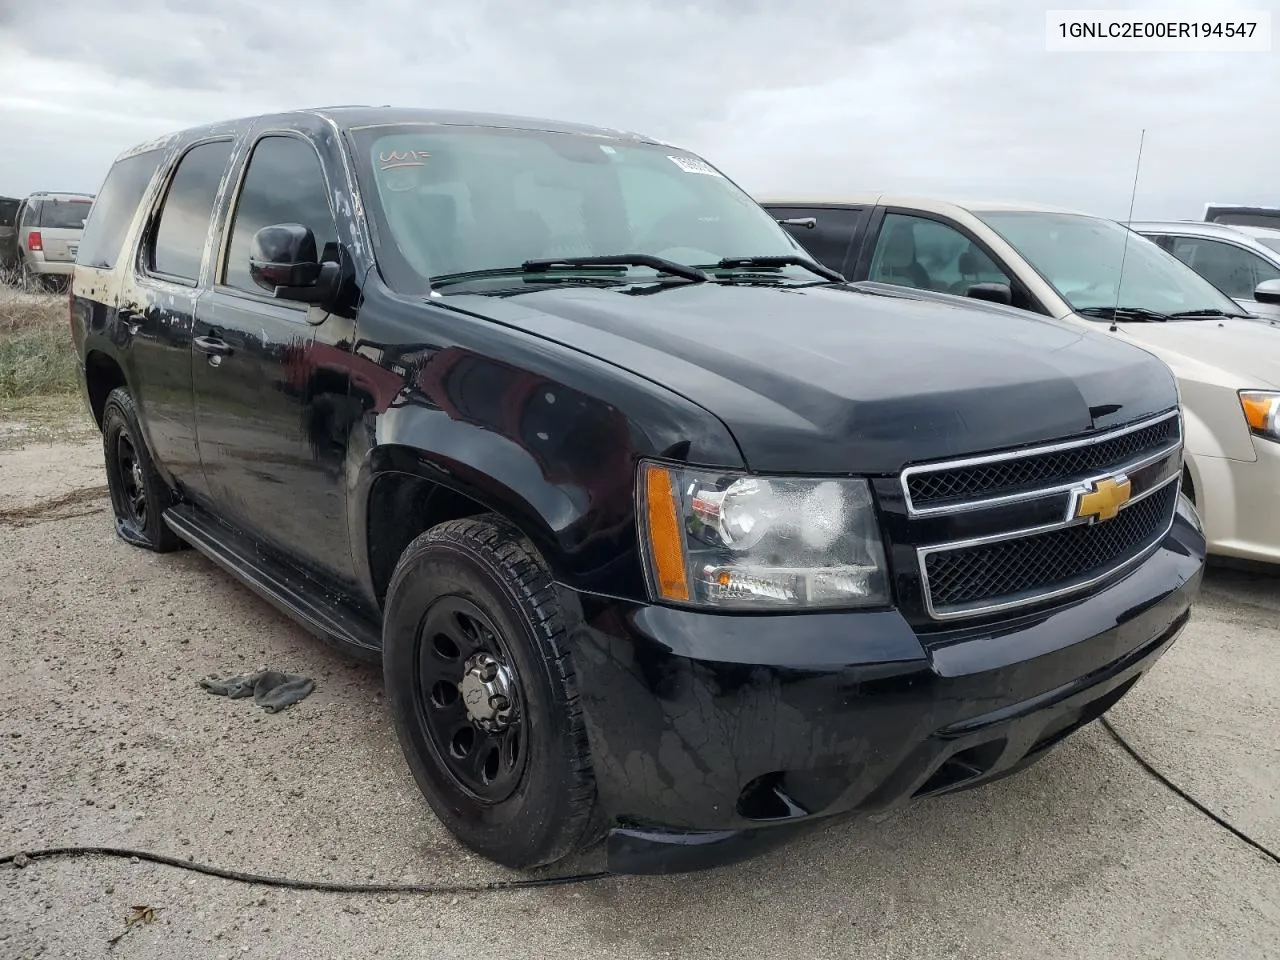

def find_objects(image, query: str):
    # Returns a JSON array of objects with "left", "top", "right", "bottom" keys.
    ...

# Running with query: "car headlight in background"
[
  {"left": 638, "top": 462, "right": 889, "bottom": 610},
  {"left": 1239, "top": 391, "right": 1280, "bottom": 442}
]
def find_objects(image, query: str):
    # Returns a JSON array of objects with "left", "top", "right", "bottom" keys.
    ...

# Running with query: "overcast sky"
[{"left": 0, "top": 0, "right": 1275, "bottom": 219}]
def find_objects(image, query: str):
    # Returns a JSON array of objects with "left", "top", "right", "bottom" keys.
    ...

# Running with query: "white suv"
[{"left": 15, "top": 191, "right": 95, "bottom": 291}]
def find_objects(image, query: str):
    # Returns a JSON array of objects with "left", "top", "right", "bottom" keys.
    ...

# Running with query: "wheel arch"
[
  {"left": 353, "top": 439, "right": 644, "bottom": 614},
  {"left": 84, "top": 349, "right": 128, "bottom": 429}
]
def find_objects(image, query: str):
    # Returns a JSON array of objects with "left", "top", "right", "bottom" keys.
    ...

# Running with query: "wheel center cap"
[{"left": 458, "top": 653, "right": 515, "bottom": 732}]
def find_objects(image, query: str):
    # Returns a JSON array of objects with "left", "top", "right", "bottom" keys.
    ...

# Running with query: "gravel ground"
[{"left": 1, "top": 440, "right": 1278, "bottom": 960}]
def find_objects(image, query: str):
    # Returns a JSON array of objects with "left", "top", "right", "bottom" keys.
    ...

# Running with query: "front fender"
[
  {"left": 346, "top": 370, "right": 743, "bottom": 610},
  {"left": 342, "top": 285, "right": 745, "bottom": 612}
]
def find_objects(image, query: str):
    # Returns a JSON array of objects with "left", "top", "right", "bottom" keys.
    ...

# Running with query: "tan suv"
[{"left": 15, "top": 191, "right": 95, "bottom": 290}]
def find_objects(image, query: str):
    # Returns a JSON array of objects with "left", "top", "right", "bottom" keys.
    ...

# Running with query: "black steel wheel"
[
  {"left": 414, "top": 596, "right": 527, "bottom": 803},
  {"left": 113, "top": 431, "right": 149, "bottom": 529},
  {"left": 101, "top": 387, "right": 184, "bottom": 552},
  {"left": 382, "top": 515, "right": 598, "bottom": 869}
]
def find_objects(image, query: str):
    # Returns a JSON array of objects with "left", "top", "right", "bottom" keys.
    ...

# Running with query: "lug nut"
[
  {"left": 489, "top": 695, "right": 509, "bottom": 712},
  {"left": 478, "top": 661, "right": 498, "bottom": 682}
]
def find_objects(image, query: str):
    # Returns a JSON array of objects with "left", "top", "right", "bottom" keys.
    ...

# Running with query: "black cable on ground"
[
  {"left": 1100, "top": 715, "right": 1280, "bottom": 866},
  {"left": 4, "top": 718, "right": 1275, "bottom": 894},
  {"left": 0, "top": 845, "right": 609, "bottom": 895}
]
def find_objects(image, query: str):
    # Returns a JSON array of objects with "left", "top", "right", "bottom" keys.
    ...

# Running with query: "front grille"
[
  {"left": 900, "top": 410, "right": 1185, "bottom": 621},
  {"left": 923, "top": 481, "right": 1178, "bottom": 616},
  {"left": 906, "top": 414, "right": 1180, "bottom": 510}
]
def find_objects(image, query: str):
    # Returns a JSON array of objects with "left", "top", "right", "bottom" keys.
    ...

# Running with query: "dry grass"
[{"left": 0, "top": 278, "right": 77, "bottom": 400}]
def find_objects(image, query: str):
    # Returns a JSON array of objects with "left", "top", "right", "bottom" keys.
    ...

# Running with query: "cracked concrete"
[{"left": 1, "top": 439, "right": 1277, "bottom": 960}]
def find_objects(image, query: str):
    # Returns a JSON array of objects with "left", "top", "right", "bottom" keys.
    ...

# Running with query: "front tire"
[
  {"left": 102, "top": 387, "right": 183, "bottom": 552},
  {"left": 382, "top": 516, "right": 598, "bottom": 869}
]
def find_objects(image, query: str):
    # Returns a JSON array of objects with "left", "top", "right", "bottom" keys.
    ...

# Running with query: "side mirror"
[
  {"left": 249, "top": 223, "right": 339, "bottom": 305},
  {"left": 965, "top": 282, "right": 1013, "bottom": 306},
  {"left": 1254, "top": 278, "right": 1280, "bottom": 305}
]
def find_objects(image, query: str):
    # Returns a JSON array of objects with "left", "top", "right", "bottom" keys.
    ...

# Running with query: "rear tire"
[
  {"left": 102, "top": 387, "right": 184, "bottom": 552},
  {"left": 382, "top": 516, "right": 598, "bottom": 869}
]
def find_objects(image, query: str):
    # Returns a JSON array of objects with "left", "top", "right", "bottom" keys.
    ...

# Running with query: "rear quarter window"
[{"left": 77, "top": 149, "right": 166, "bottom": 270}]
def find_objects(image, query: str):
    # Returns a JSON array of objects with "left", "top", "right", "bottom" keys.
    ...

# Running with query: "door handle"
[
  {"left": 118, "top": 305, "right": 141, "bottom": 336},
  {"left": 193, "top": 335, "right": 233, "bottom": 357}
]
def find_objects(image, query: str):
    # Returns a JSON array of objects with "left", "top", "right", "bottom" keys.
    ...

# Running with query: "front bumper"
[
  {"left": 1191, "top": 441, "right": 1280, "bottom": 564},
  {"left": 563, "top": 502, "right": 1205, "bottom": 874}
]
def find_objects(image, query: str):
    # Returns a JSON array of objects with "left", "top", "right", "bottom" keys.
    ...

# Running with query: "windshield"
[
  {"left": 975, "top": 210, "right": 1245, "bottom": 317},
  {"left": 350, "top": 124, "right": 809, "bottom": 293},
  {"left": 38, "top": 199, "right": 92, "bottom": 230}
]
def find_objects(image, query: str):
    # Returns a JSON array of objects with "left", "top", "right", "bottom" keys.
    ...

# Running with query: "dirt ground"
[{"left": 1, "top": 437, "right": 1278, "bottom": 960}]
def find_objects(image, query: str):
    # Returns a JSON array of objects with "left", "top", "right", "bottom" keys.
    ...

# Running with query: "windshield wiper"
[
  {"left": 523, "top": 255, "right": 710, "bottom": 283},
  {"left": 1165, "top": 308, "right": 1248, "bottom": 320},
  {"left": 429, "top": 265, "right": 628, "bottom": 290},
  {"left": 429, "top": 255, "right": 708, "bottom": 291},
  {"left": 1077, "top": 305, "right": 1169, "bottom": 322},
  {"left": 713, "top": 255, "right": 845, "bottom": 283}
]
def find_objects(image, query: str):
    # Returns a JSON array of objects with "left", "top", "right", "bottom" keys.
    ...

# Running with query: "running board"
[{"left": 163, "top": 504, "right": 382, "bottom": 662}]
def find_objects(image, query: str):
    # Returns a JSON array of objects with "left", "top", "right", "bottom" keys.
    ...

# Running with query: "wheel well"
[
  {"left": 84, "top": 351, "right": 126, "bottom": 429},
  {"left": 367, "top": 472, "right": 489, "bottom": 606}
]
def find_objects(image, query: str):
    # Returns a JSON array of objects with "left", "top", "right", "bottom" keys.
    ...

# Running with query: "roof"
[
  {"left": 1128, "top": 219, "right": 1280, "bottom": 262},
  {"left": 1130, "top": 219, "right": 1280, "bottom": 241},
  {"left": 1129, "top": 219, "right": 1245, "bottom": 234},
  {"left": 27, "top": 191, "right": 95, "bottom": 201},
  {"left": 119, "top": 106, "right": 663, "bottom": 161},
  {"left": 756, "top": 192, "right": 1096, "bottom": 217},
  {"left": 1233, "top": 224, "right": 1280, "bottom": 242}
]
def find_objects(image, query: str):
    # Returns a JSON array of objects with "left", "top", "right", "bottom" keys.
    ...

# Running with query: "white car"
[
  {"left": 760, "top": 194, "right": 1280, "bottom": 565},
  {"left": 1129, "top": 219, "right": 1280, "bottom": 323}
]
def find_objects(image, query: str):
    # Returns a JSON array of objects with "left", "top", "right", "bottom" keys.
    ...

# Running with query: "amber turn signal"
[
  {"left": 642, "top": 463, "right": 690, "bottom": 601},
  {"left": 1240, "top": 391, "right": 1280, "bottom": 438}
]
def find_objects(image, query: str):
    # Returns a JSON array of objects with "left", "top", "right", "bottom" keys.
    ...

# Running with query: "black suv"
[{"left": 71, "top": 107, "right": 1205, "bottom": 875}]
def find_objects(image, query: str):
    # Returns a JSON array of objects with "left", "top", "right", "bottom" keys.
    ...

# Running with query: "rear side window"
[
  {"left": 77, "top": 149, "right": 165, "bottom": 269},
  {"left": 149, "top": 140, "right": 235, "bottom": 282},
  {"left": 38, "top": 199, "right": 92, "bottom": 229},
  {"left": 0, "top": 198, "right": 19, "bottom": 228},
  {"left": 222, "top": 135, "right": 337, "bottom": 296}
]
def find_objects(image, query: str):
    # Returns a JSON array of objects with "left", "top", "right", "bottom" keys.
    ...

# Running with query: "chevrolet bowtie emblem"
[{"left": 1072, "top": 474, "right": 1132, "bottom": 523}]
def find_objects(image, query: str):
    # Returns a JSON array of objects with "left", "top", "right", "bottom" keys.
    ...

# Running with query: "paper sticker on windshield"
[{"left": 668, "top": 155, "right": 723, "bottom": 177}]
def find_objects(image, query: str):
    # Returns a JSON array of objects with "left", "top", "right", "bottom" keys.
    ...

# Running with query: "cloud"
[{"left": 0, "top": 0, "right": 1275, "bottom": 219}]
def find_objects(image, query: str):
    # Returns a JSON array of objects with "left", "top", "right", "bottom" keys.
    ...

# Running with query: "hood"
[
  {"left": 450, "top": 283, "right": 1179, "bottom": 474},
  {"left": 1096, "top": 316, "right": 1280, "bottom": 390}
]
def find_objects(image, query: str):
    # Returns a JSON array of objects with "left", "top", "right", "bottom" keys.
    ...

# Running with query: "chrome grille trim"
[
  {"left": 905, "top": 409, "right": 1186, "bottom": 621},
  {"left": 916, "top": 474, "right": 1180, "bottom": 621},
  {"left": 900, "top": 410, "right": 1182, "bottom": 517}
]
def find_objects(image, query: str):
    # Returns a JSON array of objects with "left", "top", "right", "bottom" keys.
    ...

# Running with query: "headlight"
[
  {"left": 1239, "top": 391, "right": 1280, "bottom": 442},
  {"left": 637, "top": 462, "right": 889, "bottom": 610}
]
